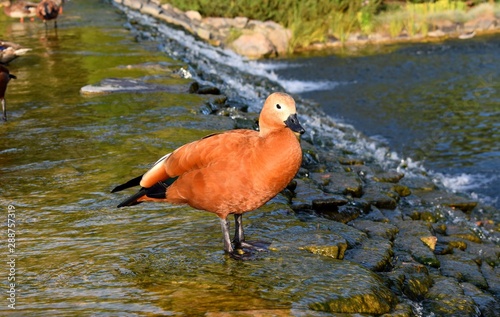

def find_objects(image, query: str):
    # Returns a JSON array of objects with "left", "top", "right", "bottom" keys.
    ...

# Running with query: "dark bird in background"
[
  {"left": 0, "top": 1, "right": 37, "bottom": 23},
  {"left": 0, "top": 40, "right": 31, "bottom": 64},
  {"left": 36, "top": 0, "right": 60, "bottom": 28},
  {"left": 0, "top": 65, "right": 16, "bottom": 121}
]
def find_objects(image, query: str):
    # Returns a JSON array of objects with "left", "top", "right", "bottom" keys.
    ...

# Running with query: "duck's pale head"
[{"left": 259, "top": 92, "right": 305, "bottom": 136}]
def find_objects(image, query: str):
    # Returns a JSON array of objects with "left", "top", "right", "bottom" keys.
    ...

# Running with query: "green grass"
[{"left": 160, "top": 0, "right": 500, "bottom": 51}]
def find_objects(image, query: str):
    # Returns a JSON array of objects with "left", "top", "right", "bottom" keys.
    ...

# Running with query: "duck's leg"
[
  {"left": 219, "top": 217, "right": 234, "bottom": 254},
  {"left": 233, "top": 214, "right": 245, "bottom": 248},
  {"left": 233, "top": 214, "right": 268, "bottom": 252}
]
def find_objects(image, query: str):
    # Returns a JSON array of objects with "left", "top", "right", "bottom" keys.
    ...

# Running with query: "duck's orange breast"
[{"left": 163, "top": 128, "right": 302, "bottom": 217}]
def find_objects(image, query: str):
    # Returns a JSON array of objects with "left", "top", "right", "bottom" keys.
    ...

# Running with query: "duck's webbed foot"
[
  {"left": 232, "top": 214, "right": 270, "bottom": 254},
  {"left": 220, "top": 215, "right": 270, "bottom": 260}
]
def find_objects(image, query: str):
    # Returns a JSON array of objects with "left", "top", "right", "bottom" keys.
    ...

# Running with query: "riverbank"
[
  {"left": 113, "top": 0, "right": 500, "bottom": 58},
  {"left": 105, "top": 1, "right": 500, "bottom": 316}
]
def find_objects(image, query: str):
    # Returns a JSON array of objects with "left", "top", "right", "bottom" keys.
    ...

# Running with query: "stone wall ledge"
[
  {"left": 115, "top": 0, "right": 500, "bottom": 58},
  {"left": 114, "top": 0, "right": 291, "bottom": 59}
]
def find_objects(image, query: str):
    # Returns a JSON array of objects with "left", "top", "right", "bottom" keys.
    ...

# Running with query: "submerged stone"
[
  {"left": 344, "top": 238, "right": 394, "bottom": 271},
  {"left": 372, "top": 170, "right": 404, "bottom": 183},
  {"left": 424, "top": 277, "right": 479, "bottom": 317},
  {"left": 391, "top": 184, "right": 411, "bottom": 197},
  {"left": 437, "top": 252, "right": 488, "bottom": 289},
  {"left": 301, "top": 261, "right": 396, "bottom": 314},
  {"left": 350, "top": 219, "right": 399, "bottom": 240},
  {"left": 399, "top": 263, "right": 431, "bottom": 295},
  {"left": 420, "top": 236, "right": 437, "bottom": 250},
  {"left": 292, "top": 179, "right": 323, "bottom": 205},
  {"left": 362, "top": 186, "right": 398, "bottom": 210},
  {"left": 311, "top": 171, "right": 363, "bottom": 197},
  {"left": 461, "top": 282, "right": 500, "bottom": 317},
  {"left": 300, "top": 244, "right": 347, "bottom": 259},
  {"left": 80, "top": 77, "right": 194, "bottom": 95},
  {"left": 381, "top": 303, "right": 414, "bottom": 317},
  {"left": 415, "top": 190, "right": 478, "bottom": 213},
  {"left": 393, "top": 221, "right": 440, "bottom": 268}
]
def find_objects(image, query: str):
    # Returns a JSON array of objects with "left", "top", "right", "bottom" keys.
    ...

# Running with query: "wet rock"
[
  {"left": 344, "top": 238, "right": 394, "bottom": 271},
  {"left": 436, "top": 235, "right": 468, "bottom": 252},
  {"left": 350, "top": 219, "right": 399, "bottom": 240},
  {"left": 311, "top": 171, "right": 363, "bottom": 197},
  {"left": 291, "top": 178, "right": 331, "bottom": 210},
  {"left": 195, "top": 85, "right": 221, "bottom": 95},
  {"left": 405, "top": 207, "right": 444, "bottom": 223},
  {"left": 381, "top": 302, "right": 414, "bottom": 317},
  {"left": 372, "top": 170, "right": 404, "bottom": 183},
  {"left": 313, "top": 202, "right": 360, "bottom": 223},
  {"left": 391, "top": 184, "right": 411, "bottom": 197},
  {"left": 461, "top": 282, "right": 500, "bottom": 317},
  {"left": 311, "top": 195, "right": 348, "bottom": 211},
  {"left": 337, "top": 157, "right": 365, "bottom": 165},
  {"left": 399, "top": 176, "right": 437, "bottom": 191},
  {"left": 362, "top": 205, "right": 391, "bottom": 222},
  {"left": 481, "top": 263, "right": 500, "bottom": 297},
  {"left": 299, "top": 244, "right": 347, "bottom": 259},
  {"left": 303, "top": 262, "right": 396, "bottom": 314},
  {"left": 433, "top": 241, "right": 455, "bottom": 255},
  {"left": 393, "top": 221, "right": 440, "bottom": 268},
  {"left": 415, "top": 190, "right": 478, "bottom": 213},
  {"left": 267, "top": 218, "right": 348, "bottom": 260},
  {"left": 383, "top": 261, "right": 433, "bottom": 301},
  {"left": 310, "top": 218, "right": 368, "bottom": 248},
  {"left": 445, "top": 224, "right": 482, "bottom": 243},
  {"left": 420, "top": 236, "right": 437, "bottom": 251},
  {"left": 205, "top": 310, "right": 299, "bottom": 316},
  {"left": 424, "top": 277, "right": 479, "bottom": 317},
  {"left": 362, "top": 185, "right": 398, "bottom": 210},
  {"left": 437, "top": 252, "right": 488, "bottom": 289},
  {"left": 464, "top": 242, "right": 500, "bottom": 267}
]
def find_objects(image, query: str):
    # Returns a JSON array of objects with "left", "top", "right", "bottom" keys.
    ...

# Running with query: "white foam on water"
[{"left": 279, "top": 79, "right": 343, "bottom": 94}]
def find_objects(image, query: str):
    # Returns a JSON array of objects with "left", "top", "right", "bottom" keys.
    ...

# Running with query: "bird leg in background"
[{"left": 2, "top": 99, "right": 6, "bottom": 121}]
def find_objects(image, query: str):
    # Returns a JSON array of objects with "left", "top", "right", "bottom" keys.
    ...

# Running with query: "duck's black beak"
[{"left": 284, "top": 113, "right": 305, "bottom": 135}]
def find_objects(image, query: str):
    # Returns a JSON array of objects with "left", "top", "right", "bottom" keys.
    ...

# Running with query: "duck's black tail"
[
  {"left": 111, "top": 175, "right": 143, "bottom": 193},
  {"left": 112, "top": 176, "right": 178, "bottom": 208}
]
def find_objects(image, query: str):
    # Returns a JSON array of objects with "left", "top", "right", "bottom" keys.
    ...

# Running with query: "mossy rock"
[
  {"left": 424, "top": 277, "right": 478, "bottom": 317},
  {"left": 300, "top": 244, "right": 347, "bottom": 259}
]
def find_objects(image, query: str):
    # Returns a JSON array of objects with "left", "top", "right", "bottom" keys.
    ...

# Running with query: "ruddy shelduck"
[
  {"left": 112, "top": 92, "right": 305, "bottom": 257},
  {"left": 0, "top": 65, "right": 16, "bottom": 121}
]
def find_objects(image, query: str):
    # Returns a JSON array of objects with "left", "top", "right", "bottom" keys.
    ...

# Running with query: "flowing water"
[
  {"left": 1, "top": 1, "right": 498, "bottom": 316},
  {"left": 267, "top": 37, "right": 500, "bottom": 209},
  {"left": 0, "top": 1, "right": 397, "bottom": 316}
]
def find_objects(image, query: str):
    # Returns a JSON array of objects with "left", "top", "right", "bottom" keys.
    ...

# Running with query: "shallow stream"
[{"left": 1, "top": 1, "right": 498, "bottom": 316}]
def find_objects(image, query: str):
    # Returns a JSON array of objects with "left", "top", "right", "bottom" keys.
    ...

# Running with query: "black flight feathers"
[
  {"left": 111, "top": 175, "right": 178, "bottom": 208},
  {"left": 111, "top": 174, "right": 143, "bottom": 193}
]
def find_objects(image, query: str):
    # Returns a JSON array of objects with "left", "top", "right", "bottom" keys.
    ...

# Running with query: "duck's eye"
[{"left": 276, "top": 104, "right": 281, "bottom": 109}]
